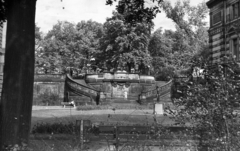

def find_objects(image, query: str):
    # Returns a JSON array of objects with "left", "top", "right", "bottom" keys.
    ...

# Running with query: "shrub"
[
  {"left": 32, "top": 122, "right": 75, "bottom": 134},
  {"left": 155, "top": 66, "right": 176, "bottom": 81},
  {"left": 168, "top": 58, "right": 240, "bottom": 150}
]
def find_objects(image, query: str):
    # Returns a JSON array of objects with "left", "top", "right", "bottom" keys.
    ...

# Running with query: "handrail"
[
  {"left": 139, "top": 79, "right": 173, "bottom": 99},
  {"left": 65, "top": 74, "right": 99, "bottom": 97}
]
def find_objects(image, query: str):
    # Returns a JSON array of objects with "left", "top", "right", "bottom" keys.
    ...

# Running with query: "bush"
[
  {"left": 32, "top": 122, "right": 75, "bottom": 134},
  {"left": 168, "top": 59, "right": 240, "bottom": 150},
  {"left": 155, "top": 66, "right": 176, "bottom": 81},
  {"left": 38, "top": 90, "right": 59, "bottom": 106}
]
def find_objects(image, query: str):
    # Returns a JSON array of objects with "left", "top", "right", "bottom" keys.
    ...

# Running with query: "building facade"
[{"left": 207, "top": 0, "right": 240, "bottom": 63}]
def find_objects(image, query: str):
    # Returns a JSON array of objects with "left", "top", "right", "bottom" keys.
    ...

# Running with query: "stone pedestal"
[{"left": 154, "top": 103, "right": 164, "bottom": 115}]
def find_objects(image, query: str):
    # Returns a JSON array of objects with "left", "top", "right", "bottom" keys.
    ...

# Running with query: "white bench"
[{"left": 61, "top": 101, "right": 76, "bottom": 108}]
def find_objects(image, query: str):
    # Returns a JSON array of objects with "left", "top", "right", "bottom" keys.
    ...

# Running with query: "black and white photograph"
[{"left": 0, "top": 0, "right": 240, "bottom": 150}]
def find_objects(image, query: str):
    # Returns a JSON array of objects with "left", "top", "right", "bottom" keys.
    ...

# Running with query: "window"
[
  {"left": 232, "top": 39, "right": 239, "bottom": 60},
  {"left": 0, "top": 63, "right": 3, "bottom": 73},
  {"left": 0, "top": 55, "right": 4, "bottom": 63},
  {"left": 233, "top": 2, "right": 239, "bottom": 19},
  {"left": 213, "top": 11, "right": 222, "bottom": 24},
  {"left": 226, "top": 7, "right": 230, "bottom": 22}
]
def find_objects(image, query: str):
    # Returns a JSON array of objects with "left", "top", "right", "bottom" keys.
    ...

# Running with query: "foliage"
[
  {"left": 148, "top": 0, "right": 209, "bottom": 80},
  {"left": 0, "top": 0, "right": 6, "bottom": 25},
  {"left": 35, "top": 0, "right": 166, "bottom": 74},
  {"left": 149, "top": 28, "right": 173, "bottom": 57},
  {"left": 149, "top": 28, "right": 175, "bottom": 80},
  {"left": 35, "top": 20, "right": 103, "bottom": 74},
  {"left": 76, "top": 20, "right": 103, "bottom": 61},
  {"left": 4, "top": 143, "right": 31, "bottom": 151},
  {"left": 106, "top": 0, "right": 163, "bottom": 25},
  {"left": 31, "top": 120, "right": 203, "bottom": 150},
  {"left": 97, "top": 12, "right": 152, "bottom": 73},
  {"left": 160, "top": 0, "right": 209, "bottom": 72},
  {"left": 34, "top": 0, "right": 210, "bottom": 77},
  {"left": 38, "top": 90, "right": 59, "bottom": 106},
  {"left": 99, "top": 0, "right": 165, "bottom": 73},
  {"left": 35, "top": 24, "right": 46, "bottom": 73},
  {"left": 32, "top": 122, "right": 75, "bottom": 134},
  {"left": 162, "top": 0, "right": 208, "bottom": 38},
  {"left": 155, "top": 65, "right": 175, "bottom": 81},
  {"left": 169, "top": 58, "right": 240, "bottom": 150}
]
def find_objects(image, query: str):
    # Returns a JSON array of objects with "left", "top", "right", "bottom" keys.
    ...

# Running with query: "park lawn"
[{"left": 31, "top": 107, "right": 174, "bottom": 128}]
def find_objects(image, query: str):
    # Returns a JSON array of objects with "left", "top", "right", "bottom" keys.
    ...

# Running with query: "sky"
[{"left": 35, "top": 0, "right": 209, "bottom": 34}]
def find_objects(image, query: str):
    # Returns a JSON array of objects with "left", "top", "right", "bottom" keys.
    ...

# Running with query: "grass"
[
  {"left": 76, "top": 104, "right": 154, "bottom": 111},
  {"left": 31, "top": 106, "right": 173, "bottom": 127}
]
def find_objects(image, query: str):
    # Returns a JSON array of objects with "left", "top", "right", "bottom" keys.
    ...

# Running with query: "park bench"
[{"left": 61, "top": 101, "right": 76, "bottom": 108}]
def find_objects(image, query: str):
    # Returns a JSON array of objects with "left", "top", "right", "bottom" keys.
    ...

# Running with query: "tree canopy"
[
  {"left": 96, "top": 11, "right": 152, "bottom": 73},
  {"left": 148, "top": 0, "right": 209, "bottom": 80},
  {"left": 35, "top": 20, "right": 103, "bottom": 74},
  {"left": 106, "top": 0, "right": 163, "bottom": 25},
  {"left": 33, "top": 0, "right": 210, "bottom": 78}
]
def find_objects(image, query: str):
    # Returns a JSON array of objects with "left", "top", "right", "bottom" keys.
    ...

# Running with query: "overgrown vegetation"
[
  {"left": 169, "top": 57, "right": 240, "bottom": 150},
  {"left": 149, "top": 0, "right": 209, "bottom": 80},
  {"left": 32, "top": 122, "right": 75, "bottom": 134}
]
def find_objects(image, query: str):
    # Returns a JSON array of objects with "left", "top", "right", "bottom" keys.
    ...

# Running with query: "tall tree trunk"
[{"left": 0, "top": 0, "right": 36, "bottom": 148}]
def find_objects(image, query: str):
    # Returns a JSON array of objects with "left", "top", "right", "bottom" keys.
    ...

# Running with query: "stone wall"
[{"left": 33, "top": 74, "right": 65, "bottom": 105}]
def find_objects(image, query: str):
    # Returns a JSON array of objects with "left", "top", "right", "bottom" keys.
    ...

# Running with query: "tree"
[
  {"left": 149, "top": 26, "right": 209, "bottom": 80},
  {"left": 35, "top": 24, "right": 47, "bottom": 74},
  {"left": 149, "top": 28, "right": 173, "bottom": 57},
  {"left": 162, "top": 0, "right": 208, "bottom": 71},
  {"left": 169, "top": 57, "right": 240, "bottom": 150},
  {"left": 162, "top": 0, "right": 208, "bottom": 38},
  {"left": 106, "top": 0, "right": 163, "bottom": 25},
  {"left": 36, "top": 20, "right": 103, "bottom": 74},
  {"left": 43, "top": 21, "right": 79, "bottom": 73},
  {"left": 75, "top": 20, "right": 104, "bottom": 69},
  {"left": 148, "top": 28, "right": 175, "bottom": 80},
  {"left": 0, "top": 0, "right": 36, "bottom": 148},
  {"left": 97, "top": 12, "right": 151, "bottom": 73},
  {"left": 147, "top": 0, "right": 209, "bottom": 79}
]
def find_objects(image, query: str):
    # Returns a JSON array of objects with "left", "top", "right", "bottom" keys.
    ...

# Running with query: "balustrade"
[
  {"left": 139, "top": 80, "right": 173, "bottom": 100},
  {"left": 66, "top": 74, "right": 99, "bottom": 98}
]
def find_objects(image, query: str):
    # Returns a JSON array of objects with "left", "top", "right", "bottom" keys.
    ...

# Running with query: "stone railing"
[
  {"left": 140, "top": 79, "right": 173, "bottom": 100},
  {"left": 65, "top": 74, "right": 99, "bottom": 99},
  {"left": 34, "top": 74, "right": 65, "bottom": 82}
]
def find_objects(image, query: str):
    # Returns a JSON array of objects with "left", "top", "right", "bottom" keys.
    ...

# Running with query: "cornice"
[{"left": 206, "top": 0, "right": 224, "bottom": 8}]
